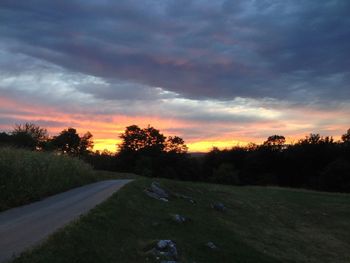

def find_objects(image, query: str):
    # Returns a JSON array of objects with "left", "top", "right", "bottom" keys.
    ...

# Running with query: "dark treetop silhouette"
[{"left": 1, "top": 122, "right": 350, "bottom": 192}]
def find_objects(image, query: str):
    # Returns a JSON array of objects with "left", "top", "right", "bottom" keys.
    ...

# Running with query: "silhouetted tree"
[
  {"left": 118, "top": 125, "right": 146, "bottom": 152},
  {"left": 263, "top": 135, "right": 286, "bottom": 151},
  {"left": 11, "top": 123, "right": 48, "bottom": 150},
  {"left": 52, "top": 128, "right": 93, "bottom": 155},
  {"left": 117, "top": 125, "right": 193, "bottom": 178},
  {"left": 297, "top": 133, "right": 334, "bottom": 145},
  {"left": 342, "top": 129, "right": 350, "bottom": 143},
  {"left": 143, "top": 126, "right": 166, "bottom": 153},
  {"left": 80, "top": 131, "right": 94, "bottom": 155},
  {"left": 118, "top": 125, "right": 165, "bottom": 154},
  {"left": 165, "top": 136, "right": 188, "bottom": 153}
]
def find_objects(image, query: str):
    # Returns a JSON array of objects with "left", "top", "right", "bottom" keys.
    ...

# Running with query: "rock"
[
  {"left": 212, "top": 202, "right": 226, "bottom": 212},
  {"left": 206, "top": 241, "right": 217, "bottom": 249},
  {"left": 152, "top": 240, "right": 178, "bottom": 260},
  {"left": 151, "top": 182, "right": 169, "bottom": 199},
  {"left": 172, "top": 214, "right": 187, "bottom": 223},
  {"left": 174, "top": 193, "right": 196, "bottom": 204},
  {"left": 144, "top": 182, "right": 169, "bottom": 201},
  {"left": 157, "top": 240, "right": 172, "bottom": 249}
]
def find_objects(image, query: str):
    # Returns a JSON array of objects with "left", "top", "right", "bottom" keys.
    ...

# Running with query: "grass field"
[
  {"left": 0, "top": 148, "right": 137, "bottom": 211},
  {"left": 11, "top": 177, "right": 350, "bottom": 263}
]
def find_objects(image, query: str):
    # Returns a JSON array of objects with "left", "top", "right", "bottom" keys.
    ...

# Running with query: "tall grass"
[{"left": 0, "top": 147, "right": 97, "bottom": 211}]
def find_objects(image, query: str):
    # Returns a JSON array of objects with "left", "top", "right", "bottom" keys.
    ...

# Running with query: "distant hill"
[{"left": 189, "top": 152, "right": 207, "bottom": 158}]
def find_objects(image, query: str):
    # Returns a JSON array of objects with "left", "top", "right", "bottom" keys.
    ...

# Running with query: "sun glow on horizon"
[
  {"left": 1, "top": 94, "right": 349, "bottom": 154},
  {"left": 93, "top": 138, "right": 251, "bottom": 153}
]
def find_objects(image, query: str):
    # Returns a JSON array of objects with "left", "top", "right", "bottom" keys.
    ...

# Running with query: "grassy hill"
[{"left": 11, "top": 177, "right": 350, "bottom": 263}]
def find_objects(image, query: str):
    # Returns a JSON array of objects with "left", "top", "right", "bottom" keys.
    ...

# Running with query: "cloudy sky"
[{"left": 0, "top": 0, "right": 349, "bottom": 152}]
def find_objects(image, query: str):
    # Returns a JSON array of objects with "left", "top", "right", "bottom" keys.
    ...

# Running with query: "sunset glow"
[{"left": 1, "top": 1, "right": 349, "bottom": 152}]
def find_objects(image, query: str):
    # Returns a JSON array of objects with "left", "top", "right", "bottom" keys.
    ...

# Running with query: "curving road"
[{"left": 0, "top": 179, "right": 132, "bottom": 262}]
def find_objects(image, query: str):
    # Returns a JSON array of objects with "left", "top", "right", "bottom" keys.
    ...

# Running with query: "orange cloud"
[{"left": 1, "top": 96, "right": 349, "bottom": 153}]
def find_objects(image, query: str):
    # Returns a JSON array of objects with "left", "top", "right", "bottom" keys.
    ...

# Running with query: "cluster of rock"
[
  {"left": 172, "top": 214, "right": 188, "bottom": 224},
  {"left": 144, "top": 182, "right": 170, "bottom": 202},
  {"left": 212, "top": 202, "right": 226, "bottom": 212},
  {"left": 145, "top": 181, "right": 225, "bottom": 262},
  {"left": 149, "top": 240, "right": 178, "bottom": 262},
  {"left": 206, "top": 241, "right": 217, "bottom": 250}
]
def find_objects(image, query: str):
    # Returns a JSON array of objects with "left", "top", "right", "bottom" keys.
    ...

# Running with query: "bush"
[
  {"left": 0, "top": 147, "right": 96, "bottom": 211},
  {"left": 320, "top": 159, "right": 350, "bottom": 192},
  {"left": 212, "top": 163, "right": 240, "bottom": 185}
]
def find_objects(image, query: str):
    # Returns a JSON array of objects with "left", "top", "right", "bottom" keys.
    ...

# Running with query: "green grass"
[
  {"left": 0, "top": 147, "right": 137, "bottom": 211},
  {"left": 11, "top": 178, "right": 350, "bottom": 263},
  {"left": 93, "top": 170, "right": 139, "bottom": 180}
]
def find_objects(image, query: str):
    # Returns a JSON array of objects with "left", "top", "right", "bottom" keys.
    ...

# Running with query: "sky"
[{"left": 0, "top": 0, "right": 349, "bottom": 152}]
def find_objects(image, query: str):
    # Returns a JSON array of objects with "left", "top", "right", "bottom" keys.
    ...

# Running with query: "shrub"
[
  {"left": 212, "top": 163, "right": 240, "bottom": 185},
  {"left": 320, "top": 159, "right": 350, "bottom": 192}
]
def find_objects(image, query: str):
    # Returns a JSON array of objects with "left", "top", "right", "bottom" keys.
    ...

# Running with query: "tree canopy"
[
  {"left": 118, "top": 125, "right": 188, "bottom": 155},
  {"left": 342, "top": 129, "right": 350, "bottom": 143},
  {"left": 11, "top": 123, "right": 48, "bottom": 150},
  {"left": 52, "top": 128, "right": 93, "bottom": 155},
  {"left": 263, "top": 135, "right": 286, "bottom": 151},
  {"left": 165, "top": 136, "right": 188, "bottom": 153},
  {"left": 119, "top": 125, "right": 166, "bottom": 153}
]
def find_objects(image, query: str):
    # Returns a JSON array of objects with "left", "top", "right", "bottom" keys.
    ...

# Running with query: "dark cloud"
[
  {"left": 0, "top": 0, "right": 350, "bottom": 103},
  {"left": 0, "top": 116, "right": 68, "bottom": 129}
]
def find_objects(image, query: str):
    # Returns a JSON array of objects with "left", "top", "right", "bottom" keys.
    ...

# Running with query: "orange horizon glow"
[{"left": 0, "top": 96, "right": 348, "bottom": 153}]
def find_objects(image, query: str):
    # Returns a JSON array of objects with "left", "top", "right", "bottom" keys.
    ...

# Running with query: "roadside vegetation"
[
  {"left": 11, "top": 178, "right": 350, "bottom": 263},
  {"left": 2, "top": 123, "right": 350, "bottom": 193},
  {"left": 0, "top": 147, "right": 96, "bottom": 211},
  {"left": 1, "top": 147, "right": 101, "bottom": 211}
]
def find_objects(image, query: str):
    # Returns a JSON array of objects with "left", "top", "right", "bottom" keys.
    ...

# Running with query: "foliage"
[
  {"left": 165, "top": 136, "right": 188, "bottom": 153},
  {"left": 342, "top": 128, "right": 350, "bottom": 143},
  {"left": 202, "top": 131, "right": 350, "bottom": 192},
  {"left": 117, "top": 125, "right": 190, "bottom": 178},
  {"left": 297, "top": 133, "right": 334, "bottom": 145},
  {"left": 0, "top": 123, "right": 94, "bottom": 157},
  {"left": 212, "top": 163, "right": 240, "bottom": 185},
  {"left": 1, "top": 122, "right": 350, "bottom": 193},
  {"left": 84, "top": 150, "right": 118, "bottom": 171},
  {"left": 0, "top": 147, "right": 96, "bottom": 211},
  {"left": 320, "top": 159, "right": 350, "bottom": 192},
  {"left": 119, "top": 125, "right": 165, "bottom": 153},
  {"left": 51, "top": 128, "right": 94, "bottom": 156},
  {"left": 262, "top": 135, "right": 285, "bottom": 151},
  {"left": 11, "top": 123, "right": 48, "bottom": 150}
]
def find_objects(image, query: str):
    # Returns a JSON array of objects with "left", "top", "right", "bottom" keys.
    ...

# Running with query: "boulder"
[
  {"left": 151, "top": 182, "right": 169, "bottom": 199},
  {"left": 212, "top": 202, "right": 226, "bottom": 212},
  {"left": 172, "top": 214, "right": 188, "bottom": 223},
  {"left": 144, "top": 182, "right": 169, "bottom": 201},
  {"left": 206, "top": 241, "right": 217, "bottom": 249},
  {"left": 151, "top": 240, "right": 178, "bottom": 260}
]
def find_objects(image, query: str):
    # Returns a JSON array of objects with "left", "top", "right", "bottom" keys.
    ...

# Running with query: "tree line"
[
  {"left": 1, "top": 123, "right": 350, "bottom": 192},
  {"left": 201, "top": 132, "right": 350, "bottom": 192},
  {"left": 0, "top": 123, "right": 93, "bottom": 155}
]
